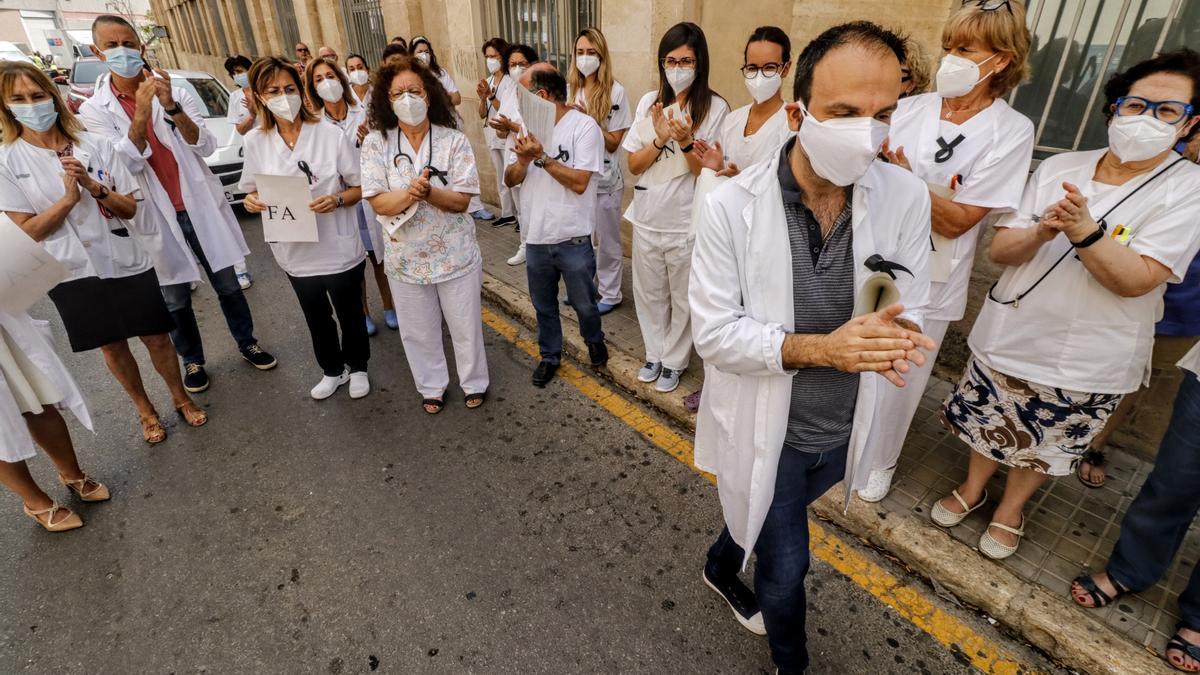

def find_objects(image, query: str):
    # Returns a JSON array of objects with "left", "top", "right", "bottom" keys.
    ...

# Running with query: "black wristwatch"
[
  {"left": 680, "top": 141, "right": 695, "bottom": 154},
  {"left": 90, "top": 185, "right": 110, "bottom": 200},
  {"left": 164, "top": 104, "right": 182, "bottom": 116},
  {"left": 1071, "top": 227, "right": 1106, "bottom": 249},
  {"left": 533, "top": 155, "right": 548, "bottom": 169}
]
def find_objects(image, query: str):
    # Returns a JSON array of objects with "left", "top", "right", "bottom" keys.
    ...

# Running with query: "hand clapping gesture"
[
  {"left": 1042, "top": 182, "right": 1100, "bottom": 242},
  {"left": 514, "top": 132, "right": 544, "bottom": 164},
  {"left": 665, "top": 108, "right": 694, "bottom": 145},
  {"left": 407, "top": 168, "right": 432, "bottom": 201},
  {"left": 879, "top": 139, "right": 912, "bottom": 172},
  {"left": 59, "top": 156, "right": 99, "bottom": 195}
]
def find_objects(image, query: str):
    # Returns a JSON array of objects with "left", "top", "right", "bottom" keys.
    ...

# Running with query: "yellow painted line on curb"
[{"left": 481, "top": 306, "right": 1036, "bottom": 675}]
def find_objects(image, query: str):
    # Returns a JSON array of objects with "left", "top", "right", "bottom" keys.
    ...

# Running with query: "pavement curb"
[{"left": 479, "top": 269, "right": 1169, "bottom": 675}]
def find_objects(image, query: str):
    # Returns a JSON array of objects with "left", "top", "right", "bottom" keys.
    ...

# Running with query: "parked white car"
[{"left": 167, "top": 70, "right": 246, "bottom": 205}]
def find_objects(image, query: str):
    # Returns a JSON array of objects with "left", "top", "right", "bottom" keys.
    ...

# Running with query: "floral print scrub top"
[{"left": 360, "top": 124, "right": 482, "bottom": 285}]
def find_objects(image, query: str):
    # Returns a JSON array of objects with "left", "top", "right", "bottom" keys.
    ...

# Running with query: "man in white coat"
[
  {"left": 689, "top": 23, "right": 936, "bottom": 674},
  {"left": 81, "top": 15, "right": 276, "bottom": 394}
]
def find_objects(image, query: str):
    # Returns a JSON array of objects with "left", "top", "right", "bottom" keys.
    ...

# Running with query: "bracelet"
[
  {"left": 1070, "top": 227, "right": 1105, "bottom": 249},
  {"left": 652, "top": 139, "right": 666, "bottom": 150}
]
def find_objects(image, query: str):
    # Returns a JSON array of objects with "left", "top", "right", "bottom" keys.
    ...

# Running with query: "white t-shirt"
[
  {"left": 622, "top": 91, "right": 729, "bottom": 234},
  {"left": 227, "top": 88, "right": 251, "bottom": 127},
  {"left": 435, "top": 69, "right": 459, "bottom": 95},
  {"left": 718, "top": 103, "right": 790, "bottom": 171},
  {"left": 482, "top": 73, "right": 509, "bottom": 150},
  {"left": 889, "top": 93, "right": 1035, "bottom": 320},
  {"left": 969, "top": 149, "right": 1200, "bottom": 394},
  {"left": 1180, "top": 341, "right": 1200, "bottom": 377},
  {"left": 571, "top": 80, "right": 632, "bottom": 194},
  {"left": 506, "top": 109, "right": 604, "bottom": 245},
  {"left": 0, "top": 132, "right": 149, "bottom": 282},
  {"left": 239, "top": 120, "right": 366, "bottom": 277}
]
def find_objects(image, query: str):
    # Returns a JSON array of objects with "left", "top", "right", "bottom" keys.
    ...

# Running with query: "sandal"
[
  {"left": 176, "top": 400, "right": 209, "bottom": 427},
  {"left": 422, "top": 398, "right": 445, "bottom": 415},
  {"left": 979, "top": 516, "right": 1025, "bottom": 560},
  {"left": 23, "top": 501, "right": 83, "bottom": 532},
  {"left": 465, "top": 391, "right": 487, "bottom": 409},
  {"left": 1167, "top": 631, "right": 1200, "bottom": 672},
  {"left": 1070, "top": 573, "right": 1130, "bottom": 609},
  {"left": 59, "top": 474, "right": 111, "bottom": 503},
  {"left": 931, "top": 489, "right": 988, "bottom": 527},
  {"left": 139, "top": 413, "right": 166, "bottom": 444},
  {"left": 1077, "top": 447, "right": 1107, "bottom": 489}
]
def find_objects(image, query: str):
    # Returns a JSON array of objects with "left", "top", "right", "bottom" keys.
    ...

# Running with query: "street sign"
[{"left": 151, "top": 25, "right": 170, "bottom": 39}]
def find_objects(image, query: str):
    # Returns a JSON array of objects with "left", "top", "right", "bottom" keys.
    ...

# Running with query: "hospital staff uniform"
[
  {"left": 717, "top": 103, "right": 790, "bottom": 171},
  {"left": 483, "top": 72, "right": 516, "bottom": 220}
]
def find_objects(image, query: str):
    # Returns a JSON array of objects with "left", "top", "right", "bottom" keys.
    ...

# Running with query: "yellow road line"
[{"left": 481, "top": 306, "right": 1035, "bottom": 675}]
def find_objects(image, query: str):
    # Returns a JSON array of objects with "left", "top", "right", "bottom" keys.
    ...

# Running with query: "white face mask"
[
  {"left": 936, "top": 53, "right": 997, "bottom": 98},
  {"left": 347, "top": 70, "right": 369, "bottom": 86},
  {"left": 392, "top": 93, "right": 428, "bottom": 126},
  {"left": 796, "top": 103, "right": 889, "bottom": 187},
  {"left": 486, "top": 57, "right": 502, "bottom": 74},
  {"left": 744, "top": 71, "right": 782, "bottom": 104},
  {"left": 1108, "top": 114, "right": 1181, "bottom": 163},
  {"left": 509, "top": 65, "right": 527, "bottom": 79},
  {"left": 316, "top": 78, "right": 344, "bottom": 103},
  {"left": 416, "top": 52, "right": 431, "bottom": 65},
  {"left": 265, "top": 93, "right": 303, "bottom": 122},
  {"left": 664, "top": 67, "right": 696, "bottom": 95},
  {"left": 576, "top": 55, "right": 600, "bottom": 78}
]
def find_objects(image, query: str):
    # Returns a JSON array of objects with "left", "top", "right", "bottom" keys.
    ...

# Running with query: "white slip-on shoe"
[
  {"left": 637, "top": 361, "right": 662, "bottom": 383},
  {"left": 506, "top": 244, "right": 526, "bottom": 266},
  {"left": 930, "top": 489, "right": 988, "bottom": 527},
  {"left": 979, "top": 517, "right": 1025, "bottom": 560},
  {"left": 310, "top": 369, "right": 350, "bottom": 400},
  {"left": 348, "top": 372, "right": 370, "bottom": 399},
  {"left": 857, "top": 466, "right": 898, "bottom": 503}
]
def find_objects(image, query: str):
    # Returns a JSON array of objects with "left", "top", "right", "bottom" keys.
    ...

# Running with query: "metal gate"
[
  {"left": 273, "top": 0, "right": 301, "bottom": 55},
  {"left": 341, "top": 0, "right": 388, "bottom": 67},
  {"left": 492, "top": 0, "right": 601, "bottom": 72}
]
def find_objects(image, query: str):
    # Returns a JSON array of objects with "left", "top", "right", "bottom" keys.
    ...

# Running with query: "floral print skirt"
[{"left": 941, "top": 357, "right": 1123, "bottom": 476}]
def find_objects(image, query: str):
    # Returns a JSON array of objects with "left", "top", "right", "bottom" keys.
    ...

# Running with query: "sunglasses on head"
[{"left": 963, "top": 0, "right": 1013, "bottom": 12}]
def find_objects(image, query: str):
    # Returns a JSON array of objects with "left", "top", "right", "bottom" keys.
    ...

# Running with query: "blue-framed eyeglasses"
[{"left": 1115, "top": 95, "right": 1195, "bottom": 125}]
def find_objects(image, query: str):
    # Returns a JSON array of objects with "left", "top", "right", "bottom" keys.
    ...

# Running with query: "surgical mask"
[
  {"left": 316, "top": 78, "right": 344, "bottom": 103},
  {"left": 664, "top": 67, "right": 696, "bottom": 95},
  {"left": 509, "top": 65, "right": 527, "bottom": 79},
  {"left": 416, "top": 52, "right": 430, "bottom": 65},
  {"left": 265, "top": 93, "right": 303, "bottom": 122},
  {"left": 9, "top": 100, "right": 58, "bottom": 132},
  {"left": 936, "top": 53, "right": 997, "bottom": 98},
  {"left": 744, "top": 71, "right": 781, "bottom": 104},
  {"left": 103, "top": 46, "right": 145, "bottom": 79},
  {"left": 796, "top": 103, "right": 889, "bottom": 187},
  {"left": 392, "top": 93, "right": 428, "bottom": 126},
  {"left": 347, "top": 70, "right": 369, "bottom": 86},
  {"left": 576, "top": 55, "right": 600, "bottom": 78},
  {"left": 1108, "top": 114, "right": 1181, "bottom": 163},
  {"left": 233, "top": 72, "right": 249, "bottom": 88},
  {"left": 486, "top": 58, "right": 502, "bottom": 74}
]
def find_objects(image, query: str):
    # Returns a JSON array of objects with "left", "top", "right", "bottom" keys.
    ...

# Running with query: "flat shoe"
[
  {"left": 931, "top": 489, "right": 988, "bottom": 527},
  {"left": 176, "top": 401, "right": 209, "bottom": 427},
  {"left": 59, "top": 474, "right": 110, "bottom": 502},
  {"left": 139, "top": 413, "right": 166, "bottom": 444},
  {"left": 980, "top": 517, "right": 1025, "bottom": 560}
]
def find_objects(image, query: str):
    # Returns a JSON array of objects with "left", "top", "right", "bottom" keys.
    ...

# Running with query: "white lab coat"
[
  {"left": 79, "top": 73, "right": 248, "bottom": 286},
  {"left": 690, "top": 154, "right": 931, "bottom": 566}
]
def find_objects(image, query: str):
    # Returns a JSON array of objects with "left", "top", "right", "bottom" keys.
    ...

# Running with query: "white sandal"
[
  {"left": 931, "top": 489, "right": 988, "bottom": 527},
  {"left": 979, "top": 517, "right": 1025, "bottom": 560}
]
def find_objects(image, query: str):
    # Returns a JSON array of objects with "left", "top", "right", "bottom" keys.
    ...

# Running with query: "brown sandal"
[
  {"left": 176, "top": 400, "right": 209, "bottom": 427},
  {"left": 59, "top": 474, "right": 111, "bottom": 502},
  {"left": 139, "top": 413, "right": 167, "bottom": 444}
]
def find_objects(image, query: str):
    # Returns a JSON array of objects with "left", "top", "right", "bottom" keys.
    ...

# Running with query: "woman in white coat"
[
  {"left": 345, "top": 54, "right": 373, "bottom": 107},
  {"left": 362, "top": 57, "right": 490, "bottom": 414},
  {"left": 240, "top": 57, "right": 371, "bottom": 401},
  {"left": 476, "top": 38, "right": 517, "bottom": 227},
  {"left": 0, "top": 310, "right": 108, "bottom": 532},
  {"left": 858, "top": 0, "right": 1035, "bottom": 503},
  {"left": 933, "top": 50, "right": 1200, "bottom": 561}
]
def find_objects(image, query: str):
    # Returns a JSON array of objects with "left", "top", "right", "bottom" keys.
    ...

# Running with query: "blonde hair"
[
  {"left": 942, "top": 0, "right": 1031, "bottom": 97},
  {"left": 0, "top": 60, "right": 84, "bottom": 144},
  {"left": 568, "top": 28, "right": 613, "bottom": 128},
  {"left": 248, "top": 56, "right": 318, "bottom": 130},
  {"left": 902, "top": 37, "right": 934, "bottom": 96}
]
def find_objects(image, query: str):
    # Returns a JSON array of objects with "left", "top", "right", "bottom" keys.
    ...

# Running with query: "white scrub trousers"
[
  {"left": 387, "top": 265, "right": 490, "bottom": 399},
  {"left": 489, "top": 147, "right": 516, "bottom": 219},
  {"left": 632, "top": 227, "right": 694, "bottom": 372},
  {"left": 594, "top": 190, "right": 624, "bottom": 306}
]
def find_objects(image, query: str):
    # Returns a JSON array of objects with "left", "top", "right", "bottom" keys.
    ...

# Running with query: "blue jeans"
[
  {"left": 525, "top": 238, "right": 603, "bottom": 364},
  {"left": 1107, "top": 371, "right": 1200, "bottom": 628},
  {"left": 706, "top": 443, "right": 849, "bottom": 674},
  {"left": 160, "top": 211, "right": 257, "bottom": 365}
]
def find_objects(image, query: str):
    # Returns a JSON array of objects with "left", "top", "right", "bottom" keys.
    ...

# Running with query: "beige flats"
[
  {"left": 931, "top": 489, "right": 988, "bottom": 527},
  {"left": 980, "top": 518, "right": 1026, "bottom": 560}
]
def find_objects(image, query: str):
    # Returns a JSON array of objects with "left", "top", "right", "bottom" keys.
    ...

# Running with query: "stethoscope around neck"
[{"left": 392, "top": 128, "right": 448, "bottom": 185}]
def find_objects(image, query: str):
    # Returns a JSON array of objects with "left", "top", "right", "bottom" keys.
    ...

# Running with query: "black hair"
[
  {"left": 530, "top": 69, "right": 567, "bottom": 103},
  {"left": 381, "top": 42, "right": 408, "bottom": 62},
  {"left": 224, "top": 54, "right": 252, "bottom": 76},
  {"left": 345, "top": 53, "right": 368, "bottom": 70},
  {"left": 655, "top": 22, "right": 721, "bottom": 131},
  {"left": 792, "top": 21, "right": 906, "bottom": 103},
  {"left": 409, "top": 35, "right": 444, "bottom": 76},
  {"left": 745, "top": 25, "right": 791, "bottom": 64},
  {"left": 1102, "top": 48, "right": 1200, "bottom": 141},
  {"left": 503, "top": 43, "right": 540, "bottom": 70},
  {"left": 91, "top": 14, "right": 138, "bottom": 44},
  {"left": 482, "top": 37, "right": 510, "bottom": 58}
]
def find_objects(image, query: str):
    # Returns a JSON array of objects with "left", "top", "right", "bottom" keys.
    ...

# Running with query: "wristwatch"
[
  {"left": 164, "top": 104, "right": 182, "bottom": 116},
  {"left": 1071, "top": 226, "right": 1106, "bottom": 249},
  {"left": 90, "top": 185, "right": 110, "bottom": 200},
  {"left": 533, "top": 155, "right": 548, "bottom": 169},
  {"left": 335, "top": 194, "right": 345, "bottom": 208}
]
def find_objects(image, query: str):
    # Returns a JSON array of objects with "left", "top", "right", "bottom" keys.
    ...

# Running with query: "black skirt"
[{"left": 47, "top": 268, "right": 175, "bottom": 352}]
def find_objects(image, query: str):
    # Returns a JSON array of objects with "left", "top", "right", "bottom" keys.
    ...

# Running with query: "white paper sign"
[
  {"left": 636, "top": 103, "right": 690, "bottom": 185},
  {"left": 517, "top": 85, "right": 557, "bottom": 149},
  {"left": 377, "top": 205, "right": 418, "bottom": 238},
  {"left": 0, "top": 214, "right": 68, "bottom": 313},
  {"left": 926, "top": 182, "right": 956, "bottom": 284},
  {"left": 255, "top": 174, "right": 319, "bottom": 243}
]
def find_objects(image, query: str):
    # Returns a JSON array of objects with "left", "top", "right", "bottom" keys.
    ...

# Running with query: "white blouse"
[{"left": 717, "top": 103, "right": 791, "bottom": 171}]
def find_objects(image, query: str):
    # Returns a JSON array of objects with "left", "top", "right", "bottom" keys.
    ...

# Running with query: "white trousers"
[
  {"left": 632, "top": 228, "right": 694, "bottom": 371},
  {"left": 387, "top": 265, "right": 490, "bottom": 399},
  {"left": 594, "top": 190, "right": 624, "bottom": 305},
  {"left": 860, "top": 318, "right": 951, "bottom": 478},
  {"left": 489, "top": 147, "right": 516, "bottom": 219}
]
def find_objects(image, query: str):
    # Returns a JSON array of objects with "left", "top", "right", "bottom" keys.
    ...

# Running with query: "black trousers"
[{"left": 286, "top": 262, "right": 369, "bottom": 377}]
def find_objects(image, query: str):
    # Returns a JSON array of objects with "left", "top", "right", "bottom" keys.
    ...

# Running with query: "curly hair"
[{"left": 368, "top": 56, "right": 457, "bottom": 131}]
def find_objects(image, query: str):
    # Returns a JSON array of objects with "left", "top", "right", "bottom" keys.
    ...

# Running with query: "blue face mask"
[
  {"left": 9, "top": 100, "right": 59, "bottom": 132},
  {"left": 233, "top": 72, "right": 249, "bottom": 88},
  {"left": 103, "top": 46, "right": 145, "bottom": 78}
]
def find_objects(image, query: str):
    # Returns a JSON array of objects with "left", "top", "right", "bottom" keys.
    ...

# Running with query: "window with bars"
[
  {"left": 341, "top": 0, "right": 387, "bottom": 67},
  {"left": 490, "top": 0, "right": 600, "bottom": 72},
  {"left": 1009, "top": 0, "right": 1199, "bottom": 157},
  {"left": 273, "top": 0, "right": 302, "bottom": 56}
]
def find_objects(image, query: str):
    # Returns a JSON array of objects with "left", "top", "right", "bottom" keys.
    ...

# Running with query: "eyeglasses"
[
  {"left": 661, "top": 57, "right": 696, "bottom": 69},
  {"left": 963, "top": 0, "right": 1012, "bottom": 12},
  {"left": 740, "top": 63, "right": 784, "bottom": 79},
  {"left": 389, "top": 88, "right": 426, "bottom": 99},
  {"left": 1115, "top": 95, "right": 1194, "bottom": 125}
]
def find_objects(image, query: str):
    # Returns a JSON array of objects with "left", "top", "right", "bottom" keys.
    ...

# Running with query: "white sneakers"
[
  {"left": 310, "top": 369, "right": 370, "bottom": 400},
  {"left": 857, "top": 466, "right": 898, "bottom": 503},
  {"left": 507, "top": 244, "right": 526, "bottom": 266}
]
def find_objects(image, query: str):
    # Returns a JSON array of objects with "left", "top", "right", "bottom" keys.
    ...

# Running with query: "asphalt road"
[{"left": 0, "top": 214, "right": 1062, "bottom": 674}]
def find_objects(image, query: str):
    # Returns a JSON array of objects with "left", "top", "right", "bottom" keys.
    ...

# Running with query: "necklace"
[{"left": 942, "top": 100, "right": 988, "bottom": 120}]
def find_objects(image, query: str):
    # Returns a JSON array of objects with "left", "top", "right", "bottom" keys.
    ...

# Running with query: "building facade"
[{"left": 0, "top": 0, "right": 150, "bottom": 63}]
